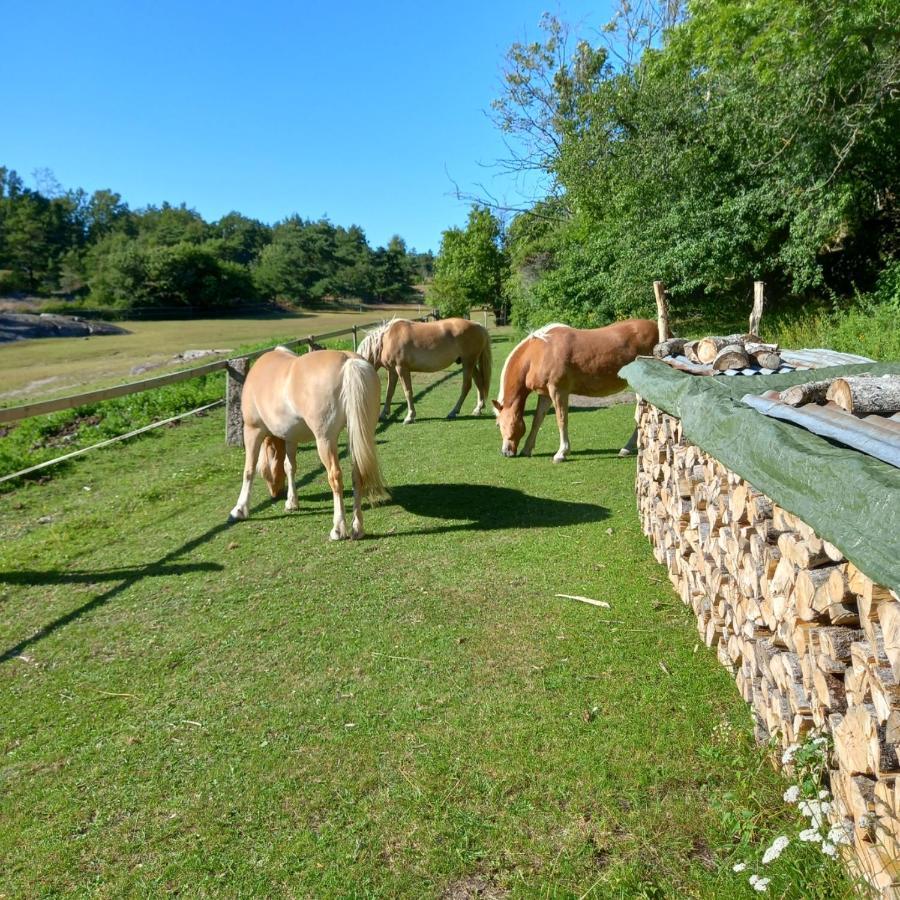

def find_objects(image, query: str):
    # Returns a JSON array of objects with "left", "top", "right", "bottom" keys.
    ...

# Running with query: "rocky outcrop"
[{"left": 0, "top": 313, "right": 131, "bottom": 344}]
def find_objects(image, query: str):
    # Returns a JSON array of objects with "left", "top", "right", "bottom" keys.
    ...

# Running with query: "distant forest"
[{"left": 0, "top": 167, "right": 434, "bottom": 313}]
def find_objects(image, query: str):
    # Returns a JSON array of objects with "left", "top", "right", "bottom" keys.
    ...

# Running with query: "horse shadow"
[{"left": 374, "top": 482, "right": 610, "bottom": 537}]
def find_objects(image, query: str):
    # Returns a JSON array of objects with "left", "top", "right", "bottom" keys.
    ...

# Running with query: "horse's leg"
[
  {"left": 398, "top": 367, "right": 416, "bottom": 424},
  {"left": 520, "top": 393, "right": 552, "bottom": 457},
  {"left": 283, "top": 440, "right": 299, "bottom": 511},
  {"left": 229, "top": 424, "right": 265, "bottom": 521},
  {"left": 316, "top": 436, "right": 347, "bottom": 540},
  {"left": 380, "top": 368, "right": 398, "bottom": 421},
  {"left": 447, "top": 360, "right": 473, "bottom": 419},
  {"left": 350, "top": 458, "right": 364, "bottom": 540},
  {"left": 618, "top": 427, "right": 639, "bottom": 458},
  {"left": 472, "top": 357, "right": 486, "bottom": 416},
  {"left": 548, "top": 385, "right": 571, "bottom": 463}
]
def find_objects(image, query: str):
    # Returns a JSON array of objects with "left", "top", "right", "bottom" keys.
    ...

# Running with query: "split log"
[
  {"left": 653, "top": 338, "right": 686, "bottom": 359},
  {"left": 697, "top": 334, "right": 745, "bottom": 364},
  {"left": 826, "top": 375, "right": 900, "bottom": 415},
  {"left": 712, "top": 343, "right": 751, "bottom": 371},
  {"left": 780, "top": 379, "right": 836, "bottom": 407},
  {"left": 745, "top": 344, "right": 782, "bottom": 370}
]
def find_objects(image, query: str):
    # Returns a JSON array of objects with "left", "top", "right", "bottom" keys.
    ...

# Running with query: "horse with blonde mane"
[
  {"left": 228, "top": 347, "right": 386, "bottom": 540},
  {"left": 357, "top": 318, "right": 492, "bottom": 423},
  {"left": 492, "top": 320, "right": 658, "bottom": 462}
]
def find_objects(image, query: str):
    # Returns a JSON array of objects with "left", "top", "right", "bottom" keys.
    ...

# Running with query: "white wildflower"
[
  {"left": 821, "top": 841, "right": 837, "bottom": 858},
  {"left": 732, "top": 862, "right": 747, "bottom": 872},
  {"left": 812, "top": 736, "right": 828, "bottom": 746},
  {"left": 783, "top": 785, "right": 800, "bottom": 803},
  {"left": 818, "top": 789, "right": 831, "bottom": 800},
  {"left": 799, "top": 798, "right": 830, "bottom": 830},
  {"left": 781, "top": 743, "right": 799, "bottom": 765},
  {"left": 762, "top": 835, "right": 789, "bottom": 864},
  {"left": 799, "top": 827, "right": 822, "bottom": 842},
  {"left": 750, "top": 875, "right": 770, "bottom": 892},
  {"left": 827, "top": 821, "right": 853, "bottom": 846},
  {"left": 749, "top": 875, "right": 759, "bottom": 886}
]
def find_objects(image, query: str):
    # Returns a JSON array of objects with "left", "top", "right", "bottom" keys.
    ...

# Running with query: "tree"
[
  {"left": 372, "top": 235, "right": 414, "bottom": 302},
  {"left": 430, "top": 207, "right": 507, "bottom": 320},
  {"left": 490, "top": 1, "right": 900, "bottom": 328}
]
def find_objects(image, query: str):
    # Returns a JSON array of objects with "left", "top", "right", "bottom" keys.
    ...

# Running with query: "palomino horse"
[
  {"left": 357, "top": 318, "right": 492, "bottom": 424},
  {"left": 228, "top": 347, "right": 386, "bottom": 540},
  {"left": 492, "top": 320, "right": 658, "bottom": 462}
]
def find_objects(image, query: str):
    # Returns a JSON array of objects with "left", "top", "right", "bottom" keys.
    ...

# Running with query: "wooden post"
[
  {"left": 225, "top": 357, "right": 248, "bottom": 447},
  {"left": 653, "top": 281, "right": 670, "bottom": 342},
  {"left": 352, "top": 325, "right": 358, "bottom": 351},
  {"left": 483, "top": 308, "right": 488, "bottom": 328},
  {"left": 749, "top": 282, "right": 765, "bottom": 337}
]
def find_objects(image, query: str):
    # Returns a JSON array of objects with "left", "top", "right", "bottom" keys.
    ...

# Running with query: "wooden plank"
[{"left": 0, "top": 358, "right": 229, "bottom": 424}]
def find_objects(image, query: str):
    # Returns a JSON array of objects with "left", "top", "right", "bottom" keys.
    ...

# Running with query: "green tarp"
[{"left": 620, "top": 358, "right": 900, "bottom": 593}]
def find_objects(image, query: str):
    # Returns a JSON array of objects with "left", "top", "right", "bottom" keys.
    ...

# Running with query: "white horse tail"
[
  {"left": 477, "top": 328, "right": 492, "bottom": 396},
  {"left": 340, "top": 357, "right": 388, "bottom": 500}
]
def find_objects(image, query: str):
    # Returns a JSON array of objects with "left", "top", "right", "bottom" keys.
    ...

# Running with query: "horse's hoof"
[
  {"left": 228, "top": 508, "right": 247, "bottom": 523},
  {"left": 351, "top": 528, "right": 364, "bottom": 540},
  {"left": 519, "top": 447, "right": 533, "bottom": 457},
  {"left": 446, "top": 411, "right": 458, "bottom": 420},
  {"left": 553, "top": 454, "right": 567, "bottom": 464},
  {"left": 617, "top": 448, "right": 634, "bottom": 458},
  {"left": 403, "top": 417, "right": 415, "bottom": 425},
  {"left": 285, "top": 499, "right": 299, "bottom": 512}
]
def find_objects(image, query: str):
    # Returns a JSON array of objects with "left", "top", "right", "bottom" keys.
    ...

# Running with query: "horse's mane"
[
  {"left": 495, "top": 323, "right": 569, "bottom": 407},
  {"left": 357, "top": 317, "right": 412, "bottom": 365}
]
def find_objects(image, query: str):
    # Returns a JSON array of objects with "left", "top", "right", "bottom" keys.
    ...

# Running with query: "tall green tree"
[{"left": 430, "top": 207, "right": 507, "bottom": 320}]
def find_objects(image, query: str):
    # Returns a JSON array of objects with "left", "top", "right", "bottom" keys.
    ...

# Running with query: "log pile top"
[
  {"left": 744, "top": 387, "right": 900, "bottom": 470},
  {"left": 635, "top": 400, "right": 900, "bottom": 893}
]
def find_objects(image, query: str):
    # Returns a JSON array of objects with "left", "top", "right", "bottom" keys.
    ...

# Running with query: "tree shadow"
[{"left": 377, "top": 482, "right": 610, "bottom": 537}]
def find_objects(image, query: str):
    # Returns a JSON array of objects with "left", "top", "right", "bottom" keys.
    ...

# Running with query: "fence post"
[
  {"left": 225, "top": 357, "right": 249, "bottom": 447},
  {"left": 750, "top": 281, "right": 765, "bottom": 336},
  {"left": 352, "top": 325, "right": 358, "bottom": 351}
]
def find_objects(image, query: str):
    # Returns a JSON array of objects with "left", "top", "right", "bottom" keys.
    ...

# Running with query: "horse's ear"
[{"left": 491, "top": 400, "right": 503, "bottom": 413}]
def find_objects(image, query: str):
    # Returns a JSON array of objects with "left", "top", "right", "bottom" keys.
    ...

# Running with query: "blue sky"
[{"left": 1, "top": 0, "right": 612, "bottom": 252}]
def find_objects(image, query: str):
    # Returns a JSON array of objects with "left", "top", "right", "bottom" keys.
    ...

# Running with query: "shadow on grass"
[
  {"left": 379, "top": 482, "right": 610, "bottom": 536},
  {"left": 377, "top": 367, "right": 473, "bottom": 430},
  {"left": 0, "top": 495, "right": 277, "bottom": 664}
]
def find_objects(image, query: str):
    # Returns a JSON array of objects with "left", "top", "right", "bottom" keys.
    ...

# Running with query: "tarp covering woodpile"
[{"left": 620, "top": 359, "right": 900, "bottom": 593}]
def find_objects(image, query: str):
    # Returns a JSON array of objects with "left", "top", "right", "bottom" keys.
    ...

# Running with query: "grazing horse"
[
  {"left": 357, "top": 318, "right": 492, "bottom": 424},
  {"left": 492, "top": 320, "right": 658, "bottom": 462},
  {"left": 228, "top": 347, "right": 386, "bottom": 540}
]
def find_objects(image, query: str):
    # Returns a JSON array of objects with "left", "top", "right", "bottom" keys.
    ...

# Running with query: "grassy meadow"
[{"left": 0, "top": 335, "right": 852, "bottom": 897}]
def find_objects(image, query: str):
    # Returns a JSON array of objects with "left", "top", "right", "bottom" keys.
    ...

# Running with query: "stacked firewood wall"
[{"left": 635, "top": 398, "right": 900, "bottom": 893}]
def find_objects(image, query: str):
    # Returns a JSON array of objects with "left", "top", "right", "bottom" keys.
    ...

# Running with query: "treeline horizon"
[{"left": 0, "top": 167, "right": 434, "bottom": 313}]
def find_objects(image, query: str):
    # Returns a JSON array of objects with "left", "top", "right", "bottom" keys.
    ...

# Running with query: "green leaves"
[{"left": 430, "top": 208, "right": 507, "bottom": 319}]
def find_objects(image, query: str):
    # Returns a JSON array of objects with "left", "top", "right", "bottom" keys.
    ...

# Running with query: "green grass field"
[{"left": 0, "top": 338, "right": 850, "bottom": 897}]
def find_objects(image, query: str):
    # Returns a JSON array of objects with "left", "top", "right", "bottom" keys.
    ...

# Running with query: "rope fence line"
[{"left": 0, "top": 400, "right": 225, "bottom": 485}]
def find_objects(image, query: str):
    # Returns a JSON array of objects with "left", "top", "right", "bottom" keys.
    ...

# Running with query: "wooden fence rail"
[{"left": 0, "top": 311, "right": 445, "bottom": 478}]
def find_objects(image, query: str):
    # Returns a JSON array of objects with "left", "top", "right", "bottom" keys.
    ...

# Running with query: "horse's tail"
[
  {"left": 341, "top": 357, "right": 388, "bottom": 501},
  {"left": 477, "top": 328, "right": 492, "bottom": 396},
  {"left": 257, "top": 435, "right": 286, "bottom": 498}
]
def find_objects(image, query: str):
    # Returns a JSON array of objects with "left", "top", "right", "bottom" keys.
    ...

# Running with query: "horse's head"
[
  {"left": 258, "top": 436, "right": 286, "bottom": 498},
  {"left": 492, "top": 400, "right": 525, "bottom": 457}
]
